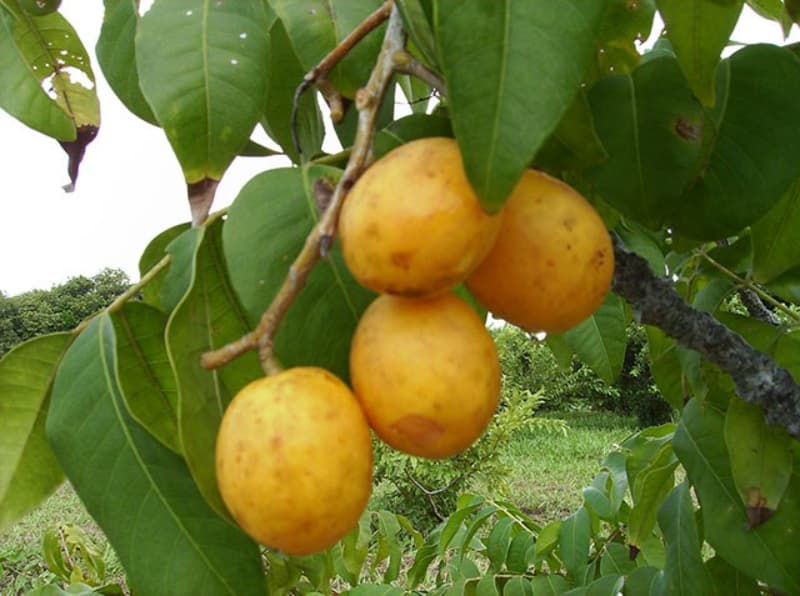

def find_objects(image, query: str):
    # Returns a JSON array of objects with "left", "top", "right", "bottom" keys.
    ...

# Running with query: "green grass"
[
  {"left": 0, "top": 410, "right": 636, "bottom": 593},
  {"left": 471, "top": 410, "right": 638, "bottom": 524}
]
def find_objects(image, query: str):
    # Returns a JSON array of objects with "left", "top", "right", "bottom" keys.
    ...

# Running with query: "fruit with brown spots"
[
  {"left": 215, "top": 367, "right": 373, "bottom": 555},
  {"left": 339, "top": 137, "right": 503, "bottom": 297},
  {"left": 466, "top": 169, "right": 613, "bottom": 333},
  {"left": 350, "top": 293, "right": 501, "bottom": 458}
]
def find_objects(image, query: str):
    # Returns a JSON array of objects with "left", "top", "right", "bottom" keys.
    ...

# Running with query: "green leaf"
[
  {"left": 376, "top": 510, "right": 403, "bottom": 583},
  {"left": 137, "top": 0, "right": 270, "bottom": 183},
  {"left": 502, "top": 577, "right": 532, "bottom": 596},
  {"left": 457, "top": 504, "right": 499, "bottom": 560},
  {"left": 586, "top": 56, "right": 705, "bottom": 229},
  {"left": 270, "top": 0, "right": 386, "bottom": 98},
  {"left": 673, "top": 45, "right": 800, "bottom": 239},
  {"left": 531, "top": 575, "right": 569, "bottom": 596},
  {"left": 476, "top": 575, "right": 500, "bottom": 596},
  {"left": 506, "top": 533, "right": 535, "bottom": 574},
  {"left": 564, "top": 575, "right": 624, "bottom": 596},
  {"left": 725, "top": 397, "right": 793, "bottom": 516},
  {"left": 0, "top": 333, "right": 70, "bottom": 532},
  {"left": 628, "top": 442, "right": 679, "bottom": 549},
  {"left": 622, "top": 566, "right": 661, "bottom": 596},
  {"left": 646, "top": 327, "right": 688, "bottom": 409},
  {"left": 656, "top": 0, "right": 744, "bottom": 105},
  {"left": 705, "top": 556, "right": 761, "bottom": 596},
  {"left": 262, "top": 18, "right": 324, "bottom": 163},
  {"left": 752, "top": 177, "right": 800, "bottom": 283},
  {"left": 406, "top": 528, "right": 441, "bottom": 588},
  {"left": 534, "top": 519, "right": 562, "bottom": 561},
  {"left": 96, "top": 0, "right": 157, "bottom": 124},
  {"left": 674, "top": 399, "right": 800, "bottom": 593},
  {"left": 349, "top": 586, "right": 406, "bottom": 596},
  {"left": 435, "top": 0, "right": 608, "bottom": 212},
  {"left": 160, "top": 227, "right": 202, "bottom": 313},
  {"left": 396, "top": 0, "right": 438, "bottom": 68},
  {"left": 655, "top": 482, "right": 712, "bottom": 596},
  {"left": 373, "top": 113, "right": 453, "bottom": 159},
  {"left": 599, "top": 543, "right": 636, "bottom": 577},
  {"left": 0, "top": 6, "right": 97, "bottom": 140},
  {"left": 223, "top": 166, "right": 375, "bottom": 380},
  {"left": 486, "top": 516, "right": 514, "bottom": 572},
  {"left": 439, "top": 500, "right": 482, "bottom": 553},
  {"left": 46, "top": 317, "right": 265, "bottom": 595},
  {"left": 137, "top": 221, "right": 191, "bottom": 310},
  {"left": 583, "top": 486, "right": 613, "bottom": 520},
  {"left": 559, "top": 507, "right": 591, "bottom": 580},
  {"left": 110, "top": 302, "right": 180, "bottom": 454},
  {"left": 166, "top": 217, "right": 261, "bottom": 517},
  {"left": 563, "top": 293, "right": 627, "bottom": 384}
]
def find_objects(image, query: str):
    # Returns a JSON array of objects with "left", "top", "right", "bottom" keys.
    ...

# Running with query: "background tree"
[{"left": 1, "top": 0, "right": 799, "bottom": 594}]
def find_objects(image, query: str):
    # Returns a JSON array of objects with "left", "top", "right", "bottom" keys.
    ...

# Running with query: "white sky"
[{"left": 1, "top": 3, "right": 798, "bottom": 296}]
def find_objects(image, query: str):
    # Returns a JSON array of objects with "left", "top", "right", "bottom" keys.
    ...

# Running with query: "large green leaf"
[
  {"left": 705, "top": 556, "right": 761, "bottom": 596},
  {"left": 435, "top": 0, "right": 608, "bottom": 212},
  {"left": 562, "top": 293, "right": 627, "bottom": 384},
  {"left": 136, "top": 0, "right": 270, "bottom": 183},
  {"left": 654, "top": 482, "right": 712, "bottom": 596},
  {"left": 751, "top": 177, "right": 800, "bottom": 284},
  {"left": 646, "top": 327, "right": 686, "bottom": 410},
  {"left": 96, "top": 0, "right": 157, "bottom": 125},
  {"left": 673, "top": 399, "right": 800, "bottom": 593},
  {"left": 0, "top": 6, "right": 98, "bottom": 140},
  {"left": 166, "top": 217, "right": 261, "bottom": 517},
  {"left": 137, "top": 221, "right": 191, "bottom": 310},
  {"left": 0, "top": 333, "right": 70, "bottom": 532},
  {"left": 46, "top": 317, "right": 265, "bottom": 595},
  {"left": 262, "top": 18, "right": 324, "bottom": 163},
  {"left": 269, "top": 0, "right": 386, "bottom": 99},
  {"left": 586, "top": 56, "right": 705, "bottom": 228},
  {"left": 656, "top": 0, "right": 744, "bottom": 106},
  {"left": 725, "top": 397, "right": 793, "bottom": 515},
  {"left": 110, "top": 302, "right": 180, "bottom": 454},
  {"left": 628, "top": 442, "right": 678, "bottom": 549},
  {"left": 672, "top": 45, "right": 800, "bottom": 239},
  {"left": 222, "top": 166, "right": 375, "bottom": 380}
]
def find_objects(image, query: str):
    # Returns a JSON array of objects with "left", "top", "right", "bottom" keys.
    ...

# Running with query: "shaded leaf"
[
  {"left": 166, "top": 217, "right": 261, "bottom": 517},
  {"left": 223, "top": 166, "right": 375, "bottom": 380},
  {"left": 137, "top": 0, "right": 270, "bottom": 183},
  {"left": 622, "top": 566, "right": 661, "bottom": 596},
  {"left": 599, "top": 543, "right": 636, "bottom": 577},
  {"left": 262, "top": 18, "right": 324, "bottom": 163},
  {"left": 373, "top": 113, "right": 453, "bottom": 159},
  {"left": 752, "top": 177, "right": 800, "bottom": 283},
  {"left": 646, "top": 327, "right": 686, "bottom": 410},
  {"left": 0, "top": 333, "right": 70, "bottom": 532},
  {"left": 46, "top": 317, "right": 265, "bottom": 595},
  {"left": 673, "top": 399, "right": 800, "bottom": 593},
  {"left": 563, "top": 293, "right": 627, "bottom": 384},
  {"left": 530, "top": 575, "right": 570, "bottom": 596},
  {"left": 485, "top": 516, "right": 514, "bottom": 572},
  {"left": 159, "top": 227, "right": 202, "bottom": 313},
  {"left": 628, "top": 442, "right": 678, "bottom": 549},
  {"left": 657, "top": 0, "right": 744, "bottom": 105},
  {"left": 110, "top": 302, "right": 180, "bottom": 454},
  {"left": 502, "top": 577, "right": 532, "bottom": 596},
  {"left": 96, "top": 0, "right": 157, "bottom": 124},
  {"left": 673, "top": 45, "right": 800, "bottom": 239},
  {"left": 396, "top": 0, "right": 437, "bottom": 68},
  {"left": 506, "top": 533, "right": 535, "bottom": 574},
  {"left": 436, "top": 0, "right": 608, "bottom": 212},
  {"left": 270, "top": 0, "right": 386, "bottom": 98},
  {"left": 706, "top": 556, "right": 760, "bottom": 596},
  {"left": 587, "top": 56, "right": 704, "bottom": 229},
  {"left": 137, "top": 222, "right": 191, "bottom": 310}
]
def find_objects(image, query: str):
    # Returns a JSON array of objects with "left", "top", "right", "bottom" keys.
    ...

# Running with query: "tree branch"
[
  {"left": 612, "top": 235, "right": 800, "bottom": 439},
  {"left": 201, "top": 6, "right": 407, "bottom": 374}
]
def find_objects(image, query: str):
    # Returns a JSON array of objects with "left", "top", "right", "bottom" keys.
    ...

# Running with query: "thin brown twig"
[
  {"left": 392, "top": 50, "right": 448, "bottom": 96},
  {"left": 202, "top": 6, "right": 407, "bottom": 374},
  {"left": 291, "top": 0, "right": 393, "bottom": 159}
]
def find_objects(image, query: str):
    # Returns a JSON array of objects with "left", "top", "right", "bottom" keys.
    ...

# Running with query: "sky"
[{"left": 1, "top": 3, "right": 798, "bottom": 296}]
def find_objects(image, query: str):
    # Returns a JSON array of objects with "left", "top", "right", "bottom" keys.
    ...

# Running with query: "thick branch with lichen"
[
  {"left": 612, "top": 235, "right": 800, "bottom": 439},
  {"left": 201, "top": 6, "right": 407, "bottom": 374}
]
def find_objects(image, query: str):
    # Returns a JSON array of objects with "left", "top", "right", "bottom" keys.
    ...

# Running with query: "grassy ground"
[{"left": 0, "top": 410, "right": 636, "bottom": 594}]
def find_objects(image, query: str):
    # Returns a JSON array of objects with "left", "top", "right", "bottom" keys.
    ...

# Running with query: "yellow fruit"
[
  {"left": 466, "top": 169, "right": 613, "bottom": 333},
  {"left": 215, "top": 367, "right": 373, "bottom": 556},
  {"left": 339, "top": 137, "right": 503, "bottom": 296},
  {"left": 350, "top": 293, "right": 500, "bottom": 458}
]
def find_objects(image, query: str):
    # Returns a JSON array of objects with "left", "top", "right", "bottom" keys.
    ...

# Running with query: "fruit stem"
[
  {"left": 392, "top": 50, "right": 447, "bottom": 97},
  {"left": 202, "top": 5, "right": 407, "bottom": 375}
]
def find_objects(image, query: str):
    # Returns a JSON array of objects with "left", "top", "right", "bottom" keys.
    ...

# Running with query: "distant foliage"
[{"left": 0, "top": 269, "right": 129, "bottom": 357}]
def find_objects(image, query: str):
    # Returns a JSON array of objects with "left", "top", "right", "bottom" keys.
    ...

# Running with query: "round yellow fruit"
[
  {"left": 350, "top": 293, "right": 501, "bottom": 458},
  {"left": 466, "top": 169, "right": 613, "bottom": 333},
  {"left": 215, "top": 367, "right": 373, "bottom": 556},
  {"left": 339, "top": 137, "right": 503, "bottom": 297}
]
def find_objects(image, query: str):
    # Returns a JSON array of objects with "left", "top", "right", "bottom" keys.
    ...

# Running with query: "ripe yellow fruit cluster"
[{"left": 215, "top": 137, "right": 613, "bottom": 557}]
